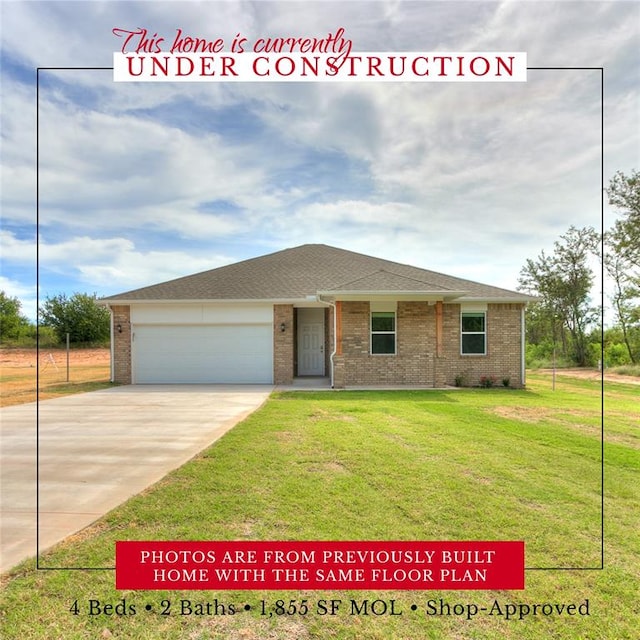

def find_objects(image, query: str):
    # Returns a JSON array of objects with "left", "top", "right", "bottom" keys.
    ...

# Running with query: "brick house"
[{"left": 101, "top": 244, "right": 535, "bottom": 388}]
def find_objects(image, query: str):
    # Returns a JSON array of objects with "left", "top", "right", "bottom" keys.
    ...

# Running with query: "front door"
[{"left": 298, "top": 310, "right": 325, "bottom": 376}]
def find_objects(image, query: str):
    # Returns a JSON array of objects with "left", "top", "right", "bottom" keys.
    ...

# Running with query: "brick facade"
[
  {"left": 333, "top": 301, "right": 436, "bottom": 387},
  {"left": 434, "top": 303, "right": 525, "bottom": 388},
  {"left": 111, "top": 305, "right": 132, "bottom": 384},
  {"left": 110, "top": 300, "right": 524, "bottom": 388},
  {"left": 273, "top": 304, "right": 294, "bottom": 384},
  {"left": 332, "top": 301, "right": 525, "bottom": 388}
]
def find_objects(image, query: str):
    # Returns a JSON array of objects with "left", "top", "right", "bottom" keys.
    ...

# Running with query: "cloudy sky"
[{"left": 1, "top": 0, "right": 638, "bottom": 319}]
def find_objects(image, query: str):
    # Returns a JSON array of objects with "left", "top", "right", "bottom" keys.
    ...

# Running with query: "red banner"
[{"left": 116, "top": 540, "right": 524, "bottom": 590}]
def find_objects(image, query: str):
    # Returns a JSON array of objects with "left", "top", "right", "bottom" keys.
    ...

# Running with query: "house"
[{"left": 101, "top": 244, "right": 535, "bottom": 388}]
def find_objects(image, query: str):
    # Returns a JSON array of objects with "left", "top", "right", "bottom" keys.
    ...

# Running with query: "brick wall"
[
  {"left": 435, "top": 303, "right": 525, "bottom": 388},
  {"left": 111, "top": 305, "right": 131, "bottom": 384},
  {"left": 334, "top": 301, "right": 436, "bottom": 387},
  {"left": 333, "top": 301, "right": 525, "bottom": 388},
  {"left": 273, "top": 304, "right": 294, "bottom": 384}
]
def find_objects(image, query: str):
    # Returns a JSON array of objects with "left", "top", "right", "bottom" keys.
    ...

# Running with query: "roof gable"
[
  {"left": 328, "top": 269, "right": 451, "bottom": 292},
  {"left": 102, "top": 244, "right": 533, "bottom": 303}
]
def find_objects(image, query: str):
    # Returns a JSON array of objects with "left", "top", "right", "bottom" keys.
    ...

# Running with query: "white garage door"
[{"left": 132, "top": 324, "right": 273, "bottom": 383}]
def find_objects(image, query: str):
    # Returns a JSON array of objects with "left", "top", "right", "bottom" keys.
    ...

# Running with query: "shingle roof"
[
  {"left": 101, "top": 244, "right": 533, "bottom": 303},
  {"left": 325, "top": 269, "right": 453, "bottom": 293}
]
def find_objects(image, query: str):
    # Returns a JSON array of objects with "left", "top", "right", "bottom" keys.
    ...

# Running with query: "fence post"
[{"left": 66, "top": 333, "right": 70, "bottom": 382}]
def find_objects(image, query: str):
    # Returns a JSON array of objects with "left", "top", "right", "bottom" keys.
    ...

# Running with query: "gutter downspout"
[{"left": 317, "top": 296, "right": 336, "bottom": 388}]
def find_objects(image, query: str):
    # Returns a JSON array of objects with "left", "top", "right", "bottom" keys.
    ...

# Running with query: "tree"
[
  {"left": 0, "top": 291, "right": 32, "bottom": 341},
  {"left": 604, "top": 232, "right": 639, "bottom": 363},
  {"left": 608, "top": 169, "right": 640, "bottom": 270},
  {"left": 606, "top": 169, "right": 640, "bottom": 362},
  {"left": 518, "top": 226, "right": 599, "bottom": 367},
  {"left": 39, "top": 292, "right": 110, "bottom": 344}
]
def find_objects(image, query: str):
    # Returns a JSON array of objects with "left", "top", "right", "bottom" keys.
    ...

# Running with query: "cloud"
[
  {"left": 0, "top": 275, "right": 36, "bottom": 301},
  {"left": 0, "top": 231, "right": 36, "bottom": 263},
  {"left": 0, "top": 0, "right": 258, "bottom": 69},
  {"left": 30, "top": 89, "right": 267, "bottom": 233},
  {"left": 0, "top": 276, "right": 38, "bottom": 322},
  {"left": 248, "top": 74, "right": 603, "bottom": 251},
  {"left": 1, "top": 229, "right": 234, "bottom": 295},
  {"left": 76, "top": 247, "right": 234, "bottom": 293},
  {"left": 0, "top": 0, "right": 637, "bottom": 307}
]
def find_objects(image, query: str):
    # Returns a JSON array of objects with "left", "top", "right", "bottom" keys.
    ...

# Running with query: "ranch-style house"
[{"left": 101, "top": 244, "right": 535, "bottom": 388}]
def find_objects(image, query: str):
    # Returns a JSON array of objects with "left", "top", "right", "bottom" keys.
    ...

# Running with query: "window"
[
  {"left": 461, "top": 312, "right": 486, "bottom": 355},
  {"left": 371, "top": 311, "right": 396, "bottom": 354}
]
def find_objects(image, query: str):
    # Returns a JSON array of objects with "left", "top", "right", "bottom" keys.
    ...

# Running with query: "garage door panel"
[{"left": 133, "top": 325, "right": 273, "bottom": 383}]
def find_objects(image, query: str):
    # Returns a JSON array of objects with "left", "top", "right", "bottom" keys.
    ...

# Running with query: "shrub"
[
  {"left": 39, "top": 293, "right": 110, "bottom": 344},
  {"left": 37, "top": 326, "right": 62, "bottom": 348},
  {"left": 502, "top": 377, "right": 511, "bottom": 388},
  {"left": 479, "top": 375, "right": 497, "bottom": 388},
  {"left": 604, "top": 342, "right": 633, "bottom": 368},
  {"left": 526, "top": 341, "right": 555, "bottom": 367},
  {"left": 609, "top": 364, "right": 640, "bottom": 377},
  {"left": 0, "top": 292, "right": 34, "bottom": 344}
]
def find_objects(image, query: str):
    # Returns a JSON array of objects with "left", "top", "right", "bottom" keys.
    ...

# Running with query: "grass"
[{"left": 1, "top": 374, "right": 638, "bottom": 639}]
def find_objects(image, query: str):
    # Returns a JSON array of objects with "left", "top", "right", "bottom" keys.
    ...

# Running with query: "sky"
[{"left": 1, "top": 0, "right": 638, "bottom": 321}]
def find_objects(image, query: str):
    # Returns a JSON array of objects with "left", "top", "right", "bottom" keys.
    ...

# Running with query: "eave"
[
  {"left": 99, "top": 297, "right": 312, "bottom": 306},
  {"left": 457, "top": 295, "right": 539, "bottom": 304},
  {"left": 317, "top": 290, "right": 469, "bottom": 302}
]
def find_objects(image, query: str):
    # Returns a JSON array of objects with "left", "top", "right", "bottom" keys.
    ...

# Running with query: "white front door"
[{"left": 297, "top": 309, "right": 325, "bottom": 376}]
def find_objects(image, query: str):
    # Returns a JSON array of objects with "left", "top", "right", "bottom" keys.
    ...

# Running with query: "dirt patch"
[
  {"left": 192, "top": 616, "right": 310, "bottom": 640},
  {"left": 303, "top": 460, "right": 348, "bottom": 474},
  {"left": 492, "top": 406, "right": 549, "bottom": 423},
  {"left": 460, "top": 468, "right": 493, "bottom": 485},
  {"left": 274, "top": 431, "right": 306, "bottom": 446},
  {"left": 489, "top": 405, "right": 640, "bottom": 449},
  {"left": 0, "top": 348, "right": 111, "bottom": 407},
  {"left": 0, "top": 347, "right": 109, "bottom": 368},
  {"left": 537, "top": 368, "right": 640, "bottom": 385},
  {"left": 307, "top": 408, "right": 356, "bottom": 423}
]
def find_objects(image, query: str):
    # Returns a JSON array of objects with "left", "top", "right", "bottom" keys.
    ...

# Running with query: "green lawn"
[{"left": 1, "top": 374, "right": 638, "bottom": 639}]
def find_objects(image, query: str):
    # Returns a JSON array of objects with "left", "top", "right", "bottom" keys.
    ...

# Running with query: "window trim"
[
  {"left": 460, "top": 311, "right": 487, "bottom": 356},
  {"left": 370, "top": 310, "right": 397, "bottom": 355}
]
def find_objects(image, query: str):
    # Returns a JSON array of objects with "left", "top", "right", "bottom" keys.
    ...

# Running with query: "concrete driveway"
[{"left": 0, "top": 385, "right": 272, "bottom": 574}]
